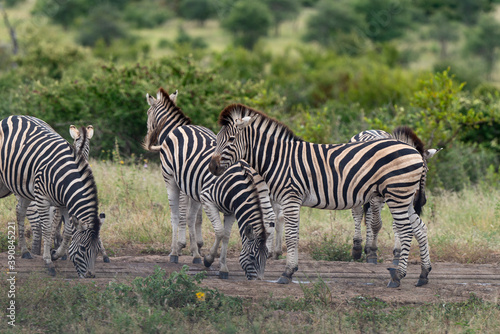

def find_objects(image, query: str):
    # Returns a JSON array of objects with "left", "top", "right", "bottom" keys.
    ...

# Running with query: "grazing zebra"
[
  {"left": 0, "top": 115, "right": 103, "bottom": 277},
  {"left": 143, "top": 89, "right": 273, "bottom": 278},
  {"left": 209, "top": 104, "right": 431, "bottom": 288},
  {"left": 144, "top": 88, "right": 204, "bottom": 263},
  {"left": 201, "top": 160, "right": 275, "bottom": 279},
  {"left": 349, "top": 129, "right": 441, "bottom": 265},
  {"left": 28, "top": 125, "right": 110, "bottom": 263}
]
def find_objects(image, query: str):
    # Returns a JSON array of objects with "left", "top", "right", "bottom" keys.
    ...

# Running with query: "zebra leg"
[
  {"left": 195, "top": 206, "right": 204, "bottom": 254},
  {"left": 366, "top": 197, "right": 384, "bottom": 264},
  {"left": 37, "top": 200, "right": 57, "bottom": 276},
  {"left": 385, "top": 201, "right": 414, "bottom": 288},
  {"left": 203, "top": 204, "right": 225, "bottom": 269},
  {"left": 177, "top": 192, "right": 189, "bottom": 253},
  {"left": 270, "top": 202, "right": 284, "bottom": 260},
  {"left": 167, "top": 184, "right": 182, "bottom": 263},
  {"left": 408, "top": 204, "right": 432, "bottom": 287},
  {"left": 392, "top": 221, "right": 402, "bottom": 266},
  {"left": 217, "top": 214, "right": 236, "bottom": 279},
  {"left": 98, "top": 213, "right": 110, "bottom": 263},
  {"left": 27, "top": 203, "right": 42, "bottom": 256},
  {"left": 351, "top": 205, "right": 364, "bottom": 260},
  {"left": 186, "top": 199, "right": 202, "bottom": 264},
  {"left": 277, "top": 201, "right": 301, "bottom": 284},
  {"left": 51, "top": 208, "right": 66, "bottom": 260},
  {"left": 52, "top": 208, "right": 72, "bottom": 261},
  {"left": 16, "top": 197, "right": 32, "bottom": 259}
]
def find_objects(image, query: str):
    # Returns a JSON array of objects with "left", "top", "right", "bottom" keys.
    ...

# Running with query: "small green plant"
[{"left": 310, "top": 234, "right": 354, "bottom": 262}]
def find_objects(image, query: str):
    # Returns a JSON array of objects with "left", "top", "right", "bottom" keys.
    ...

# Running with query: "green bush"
[{"left": 310, "top": 234, "right": 354, "bottom": 262}]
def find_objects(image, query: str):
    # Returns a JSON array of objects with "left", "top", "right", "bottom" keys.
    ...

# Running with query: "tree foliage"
[
  {"left": 178, "top": 0, "right": 215, "bottom": 26},
  {"left": 464, "top": 14, "right": 500, "bottom": 77}
]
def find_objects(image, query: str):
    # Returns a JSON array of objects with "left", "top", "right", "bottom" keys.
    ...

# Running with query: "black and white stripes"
[
  {"left": 0, "top": 115, "right": 103, "bottom": 277},
  {"left": 209, "top": 104, "right": 431, "bottom": 287}
]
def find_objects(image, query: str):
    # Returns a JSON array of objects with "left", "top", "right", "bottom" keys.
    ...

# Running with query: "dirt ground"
[{"left": 2, "top": 252, "right": 499, "bottom": 305}]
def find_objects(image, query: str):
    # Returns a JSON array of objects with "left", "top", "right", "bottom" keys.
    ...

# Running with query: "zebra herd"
[{"left": 2, "top": 87, "right": 439, "bottom": 288}]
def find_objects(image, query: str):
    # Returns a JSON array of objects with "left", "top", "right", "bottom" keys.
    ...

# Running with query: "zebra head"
[
  {"left": 209, "top": 113, "right": 255, "bottom": 176},
  {"left": 68, "top": 213, "right": 104, "bottom": 278},
  {"left": 239, "top": 225, "right": 268, "bottom": 280}
]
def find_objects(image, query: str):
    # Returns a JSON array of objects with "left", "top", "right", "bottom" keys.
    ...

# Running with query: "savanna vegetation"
[{"left": 0, "top": 0, "right": 499, "bottom": 332}]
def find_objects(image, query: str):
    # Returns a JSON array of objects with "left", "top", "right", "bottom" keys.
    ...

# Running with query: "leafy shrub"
[{"left": 123, "top": 1, "right": 172, "bottom": 28}]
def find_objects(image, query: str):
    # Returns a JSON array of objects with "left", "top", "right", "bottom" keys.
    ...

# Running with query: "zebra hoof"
[
  {"left": 203, "top": 256, "right": 213, "bottom": 268},
  {"left": 103, "top": 256, "right": 110, "bottom": 263},
  {"left": 219, "top": 271, "right": 229, "bottom": 279},
  {"left": 387, "top": 268, "right": 401, "bottom": 288},
  {"left": 192, "top": 258, "right": 202, "bottom": 264},
  {"left": 416, "top": 277, "right": 429, "bottom": 287},
  {"left": 169, "top": 255, "right": 179, "bottom": 264},
  {"left": 367, "top": 257, "right": 378, "bottom": 264},
  {"left": 21, "top": 252, "right": 33, "bottom": 259},
  {"left": 46, "top": 265, "right": 56, "bottom": 277},
  {"left": 276, "top": 275, "right": 292, "bottom": 284},
  {"left": 352, "top": 247, "right": 363, "bottom": 260}
]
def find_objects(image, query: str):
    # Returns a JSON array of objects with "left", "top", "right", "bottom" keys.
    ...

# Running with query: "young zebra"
[
  {"left": 28, "top": 125, "right": 110, "bottom": 263},
  {"left": 209, "top": 104, "right": 431, "bottom": 288},
  {"left": 143, "top": 89, "right": 273, "bottom": 278},
  {"left": 349, "top": 130, "right": 441, "bottom": 265},
  {"left": 0, "top": 115, "right": 103, "bottom": 277},
  {"left": 201, "top": 160, "right": 275, "bottom": 279}
]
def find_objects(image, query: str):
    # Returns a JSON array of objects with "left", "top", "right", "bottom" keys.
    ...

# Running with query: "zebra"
[
  {"left": 144, "top": 88, "right": 204, "bottom": 263},
  {"left": 0, "top": 115, "right": 103, "bottom": 277},
  {"left": 349, "top": 130, "right": 441, "bottom": 265},
  {"left": 209, "top": 104, "right": 431, "bottom": 288},
  {"left": 201, "top": 160, "right": 275, "bottom": 279},
  {"left": 143, "top": 89, "right": 273, "bottom": 278},
  {"left": 28, "top": 125, "right": 110, "bottom": 263}
]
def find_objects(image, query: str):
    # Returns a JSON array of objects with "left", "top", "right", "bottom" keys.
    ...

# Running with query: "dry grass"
[{"left": 1, "top": 160, "right": 498, "bottom": 264}]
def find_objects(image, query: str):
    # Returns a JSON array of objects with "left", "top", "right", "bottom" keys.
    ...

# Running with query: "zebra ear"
[
  {"left": 69, "top": 125, "right": 79, "bottom": 139},
  {"left": 236, "top": 116, "right": 254, "bottom": 130},
  {"left": 86, "top": 125, "right": 94, "bottom": 139},
  {"left": 425, "top": 148, "right": 442, "bottom": 160},
  {"left": 99, "top": 213, "right": 105, "bottom": 226},
  {"left": 244, "top": 225, "right": 255, "bottom": 241},
  {"left": 169, "top": 90, "right": 178, "bottom": 105},
  {"left": 146, "top": 93, "right": 157, "bottom": 106}
]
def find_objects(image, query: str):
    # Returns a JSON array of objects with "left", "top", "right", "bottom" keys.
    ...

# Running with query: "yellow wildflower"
[
  {"left": 196, "top": 292, "right": 205, "bottom": 301},
  {"left": 120, "top": 161, "right": 124, "bottom": 165}
]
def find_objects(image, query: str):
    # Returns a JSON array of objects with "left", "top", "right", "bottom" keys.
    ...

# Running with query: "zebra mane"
[
  {"left": 219, "top": 104, "right": 302, "bottom": 142},
  {"left": 239, "top": 161, "right": 269, "bottom": 241},
  {"left": 391, "top": 126, "right": 425, "bottom": 156},
  {"left": 143, "top": 88, "right": 191, "bottom": 151},
  {"left": 76, "top": 126, "right": 88, "bottom": 160}
]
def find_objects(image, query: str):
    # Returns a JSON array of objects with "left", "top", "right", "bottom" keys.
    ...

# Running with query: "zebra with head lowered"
[
  {"left": 201, "top": 160, "right": 274, "bottom": 279},
  {"left": 0, "top": 115, "right": 103, "bottom": 277},
  {"left": 143, "top": 89, "right": 273, "bottom": 278},
  {"left": 209, "top": 104, "right": 431, "bottom": 288},
  {"left": 28, "top": 125, "right": 110, "bottom": 263},
  {"left": 349, "top": 129, "right": 441, "bottom": 264}
]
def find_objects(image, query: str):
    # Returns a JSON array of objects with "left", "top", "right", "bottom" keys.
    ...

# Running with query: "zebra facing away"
[
  {"left": 349, "top": 130, "right": 441, "bottom": 265},
  {"left": 201, "top": 160, "right": 275, "bottom": 279},
  {"left": 144, "top": 89, "right": 274, "bottom": 278},
  {"left": 28, "top": 125, "right": 110, "bottom": 263},
  {"left": 0, "top": 115, "right": 103, "bottom": 277},
  {"left": 209, "top": 104, "right": 431, "bottom": 288}
]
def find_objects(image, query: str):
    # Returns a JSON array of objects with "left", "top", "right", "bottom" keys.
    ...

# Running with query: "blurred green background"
[{"left": 0, "top": 0, "right": 498, "bottom": 191}]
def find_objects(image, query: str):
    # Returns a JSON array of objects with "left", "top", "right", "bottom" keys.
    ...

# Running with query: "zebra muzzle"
[{"left": 209, "top": 156, "right": 224, "bottom": 176}]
